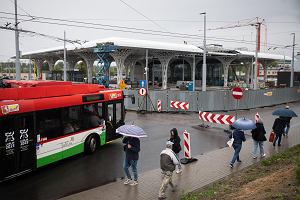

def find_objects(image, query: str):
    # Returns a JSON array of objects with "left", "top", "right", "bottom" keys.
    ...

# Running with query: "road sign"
[
  {"left": 264, "top": 91, "right": 273, "bottom": 96},
  {"left": 199, "top": 111, "right": 235, "bottom": 125},
  {"left": 119, "top": 79, "right": 126, "bottom": 90},
  {"left": 170, "top": 100, "right": 189, "bottom": 110},
  {"left": 138, "top": 88, "right": 147, "bottom": 96},
  {"left": 232, "top": 87, "right": 243, "bottom": 100},
  {"left": 139, "top": 80, "right": 147, "bottom": 88}
]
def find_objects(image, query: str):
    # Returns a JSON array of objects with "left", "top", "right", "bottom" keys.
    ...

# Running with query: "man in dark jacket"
[
  {"left": 272, "top": 117, "right": 287, "bottom": 146},
  {"left": 122, "top": 136, "right": 140, "bottom": 186},
  {"left": 158, "top": 141, "right": 179, "bottom": 199}
]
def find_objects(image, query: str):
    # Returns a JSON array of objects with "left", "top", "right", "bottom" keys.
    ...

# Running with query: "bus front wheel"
[{"left": 85, "top": 135, "right": 97, "bottom": 154}]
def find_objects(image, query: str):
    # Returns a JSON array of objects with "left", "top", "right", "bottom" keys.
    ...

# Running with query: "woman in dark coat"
[
  {"left": 169, "top": 128, "right": 182, "bottom": 173},
  {"left": 251, "top": 116, "right": 267, "bottom": 158}
]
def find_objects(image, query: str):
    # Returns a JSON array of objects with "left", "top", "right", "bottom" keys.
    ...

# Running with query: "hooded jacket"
[
  {"left": 251, "top": 122, "right": 267, "bottom": 141},
  {"left": 169, "top": 128, "right": 181, "bottom": 154}
]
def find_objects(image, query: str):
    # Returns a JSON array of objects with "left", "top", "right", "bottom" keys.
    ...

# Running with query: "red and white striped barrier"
[
  {"left": 157, "top": 99, "right": 161, "bottom": 112},
  {"left": 170, "top": 100, "right": 189, "bottom": 110},
  {"left": 199, "top": 111, "right": 235, "bottom": 125},
  {"left": 183, "top": 130, "right": 191, "bottom": 159}
]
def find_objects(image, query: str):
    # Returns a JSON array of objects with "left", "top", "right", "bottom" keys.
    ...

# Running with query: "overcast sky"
[{"left": 0, "top": 0, "right": 299, "bottom": 61}]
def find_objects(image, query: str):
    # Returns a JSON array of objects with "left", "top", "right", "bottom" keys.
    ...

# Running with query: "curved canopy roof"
[
  {"left": 236, "top": 50, "right": 292, "bottom": 61},
  {"left": 20, "top": 37, "right": 290, "bottom": 61}
]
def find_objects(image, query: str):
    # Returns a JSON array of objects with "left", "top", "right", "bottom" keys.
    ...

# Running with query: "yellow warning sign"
[
  {"left": 119, "top": 79, "right": 126, "bottom": 90},
  {"left": 264, "top": 91, "right": 273, "bottom": 96},
  {"left": 297, "top": 89, "right": 300, "bottom": 93}
]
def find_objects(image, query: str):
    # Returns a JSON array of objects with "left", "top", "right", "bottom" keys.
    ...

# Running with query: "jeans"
[
  {"left": 252, "top": 140, "right": 264, "bottom": 157},
  {"left": 230, "top": 143, "right": 242, "bottom": 164},
  {"left": 273, "top": 132, "right": 282, "bottom": 146},
  {"left": 284, "top": 126, "right": 290, "bottom": 135},
  {"left": 123, "top": 158, "right": 138, "bottom": 181},
  {"left": 175, "top": 153, "right": 182, "bottom": 170}
]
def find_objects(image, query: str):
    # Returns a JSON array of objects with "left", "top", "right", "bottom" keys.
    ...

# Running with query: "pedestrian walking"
[
  {"left": 282, "top": 106, "right": 292, "bottom": 136},
  {"left": 122, "top": 136, "right": 140, "bottom": 186},
  {"left": 158, "top": 141, "right": 179, "bottom": 200},
  {"left": 251, "top": 114, "right": 267, "bottom": 158},
  {"left": 272, "top": 117, "right": 287, "bottom": 146},
  {"left": 229, "top": 128, "right": 246, "bottom": 168},
  {"left": 169, "top": 128, "right": 182, "bottom": 174}
]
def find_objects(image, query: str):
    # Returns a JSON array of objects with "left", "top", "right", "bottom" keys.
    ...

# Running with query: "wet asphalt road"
[{"left": 1, "top": 101, "right": 300, "bottom": 200}]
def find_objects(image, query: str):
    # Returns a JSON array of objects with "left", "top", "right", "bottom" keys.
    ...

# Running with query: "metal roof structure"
[{"left": 20, "top": 37, "right": 291, "bottom": 61}]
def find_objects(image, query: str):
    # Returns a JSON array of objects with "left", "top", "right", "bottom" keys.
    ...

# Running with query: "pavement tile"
[{"left": 60, "top": 123, "right": 300, "bottom": 200}]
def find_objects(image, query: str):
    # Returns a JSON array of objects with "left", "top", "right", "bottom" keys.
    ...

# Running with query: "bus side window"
[
  {"left": 62, "top": 106, "right": 80, "bottom": 134},
  {"left": 115, "top": 102, "right": 124, "bottom": 126},
  {"left": 36, "top": 109, "right": 62, "bottom": 140},
  {"left": 80, "top": 104, "right": 103, "bottom": 129}
]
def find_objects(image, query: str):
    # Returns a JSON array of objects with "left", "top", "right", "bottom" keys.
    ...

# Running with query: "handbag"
[
  {"left": 268, "top": 131, "right": 275, "bottom": 142},
  {"left": 227, "top": 138, "right": 234, "bottom": 148},
  {"left": 227, "top": 132, "right": 234, "bottom": 148}
]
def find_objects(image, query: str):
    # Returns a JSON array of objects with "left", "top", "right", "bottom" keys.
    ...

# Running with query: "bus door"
[
  {"left": 104, "top": 101, "right": 124, "bottom": 142},
  {"left": 0, "top": 114, "right": 35, "bottom": 180}
]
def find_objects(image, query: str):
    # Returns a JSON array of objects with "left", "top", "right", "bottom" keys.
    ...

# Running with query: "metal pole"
[
  {"left": 182, "top": 58, "right": 184, "bottom": 81},
  {"left": 145, "top": 49, "right": 149, "bottom": 92},
  {"left": 29, "top": 56, "right": 31, "bottom": 80},
  {"left": 290, "top": 33, "right": 295, "bottom": 87},
  {"left": 63, "top": 31, "right": 67, "bottom": 81},
  {"left": 200, "top": 12, "right": 207, "bottom": 91},
  {"left": 192, "top": 54, "right": 196, "bottom": 91},
  {"left": 14, "top": 0, "right": 21, "bottom": 80},
  {"left": 254, "top": 24, "right": 259, "bottom": 90},
  {"left": 145, "top": 49, "right": 148, "bottom": 111}
]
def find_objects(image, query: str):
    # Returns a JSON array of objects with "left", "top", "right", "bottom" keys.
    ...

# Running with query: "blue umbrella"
[
  {"left": 232, "top": 117, "right": 256, "bottom": 130},
  {"left": 272, "top": 108, "right": 298, "bottom": 117},
  {"left": 116, "top": 125, "right": 148, "bottom": 138}
]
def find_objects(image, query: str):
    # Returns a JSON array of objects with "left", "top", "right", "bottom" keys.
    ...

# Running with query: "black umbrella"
[
  {"left": 272, "top": 108, "right": 298, "bottom": 117},
  {"left": 232, "top": 117, "right": 256, "bottom": 130}
]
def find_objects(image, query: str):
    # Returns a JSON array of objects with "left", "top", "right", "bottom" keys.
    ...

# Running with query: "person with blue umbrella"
[
  {"left": 229, "top": 118, "right": 255, "bottom": 168},
  {"left": 272, "top": 117, "right": 287, "bottom": 147},
  {"left": 271, "top": 106, "right": 297, "bottom": 145}
]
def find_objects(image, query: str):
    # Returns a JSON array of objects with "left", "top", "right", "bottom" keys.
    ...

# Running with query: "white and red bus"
[{"left": 0, "top": 80, "right": 125, "bottom": 181}]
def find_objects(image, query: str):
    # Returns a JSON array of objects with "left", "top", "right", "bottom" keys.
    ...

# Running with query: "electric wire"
[
  {"left": 0, "top": 11, "right": 298, "bottom": 51},
  {"left": 0, "top": 14, "right": 293, "bottom": 49}
]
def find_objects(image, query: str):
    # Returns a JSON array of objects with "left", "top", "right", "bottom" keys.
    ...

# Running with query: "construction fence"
[{"left": 124, "top": 87, "right": 300, "bottom": 112}]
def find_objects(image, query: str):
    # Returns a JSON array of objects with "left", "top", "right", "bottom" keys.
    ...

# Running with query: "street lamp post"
[
  {"left": 253, "top": 24, "right": 259, "bottom": 90},
  {"left": 290, "top": 33, "right": 295, "bottom": 87},
  {"left": 200, "top": 12, "right": 206, "bottom": 91},
  {"left": 14, "top": 0, "right": 21, "bottom": 80}
]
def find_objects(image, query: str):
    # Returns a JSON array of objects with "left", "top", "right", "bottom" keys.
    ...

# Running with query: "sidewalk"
[{"left": 61, "top": 123, "right": 300, "bottom": 200}]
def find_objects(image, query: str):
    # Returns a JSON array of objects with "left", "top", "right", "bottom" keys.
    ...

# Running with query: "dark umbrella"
[
  {"left": 116, "top": 124, "right": 148, "bottom": 138},
  {"left": 272, "top": 108, "right": 298, "bottom": 117},
  {"left": 232, "top": 117, "right": 256, "bottom": 130}
]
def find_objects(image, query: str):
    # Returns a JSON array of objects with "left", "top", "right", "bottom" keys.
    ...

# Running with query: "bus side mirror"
[{"left": 131, "top": 96, "right": 135, "bottom": 104}]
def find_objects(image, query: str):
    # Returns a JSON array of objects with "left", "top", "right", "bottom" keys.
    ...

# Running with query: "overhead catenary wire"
[
  {"left": 0, "top": 11, "right": 298, "bottom": 51},
  {"left": 0, "top": 15, "right": 295, "bottom": 50},
  {"left": 118, "top": 0, "right": 168, "bottom": 32},
  {"left": 0, "top": 11, "right": 294, "bottom": 48},
  {"left": 0, "top": 26, "right": 82, "bottom": 45}
]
